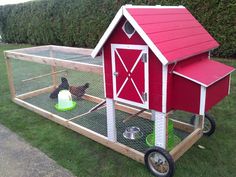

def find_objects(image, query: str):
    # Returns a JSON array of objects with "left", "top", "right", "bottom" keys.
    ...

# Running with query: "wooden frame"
[
  {"left": 4, "top": 45, "right": 203, "bottom": 165},
  {"left": 13, "top": 97, "right": 144, "bottom": 163},
  {"left": 4, "top": 46, "right": 103, "bottom": 75}
]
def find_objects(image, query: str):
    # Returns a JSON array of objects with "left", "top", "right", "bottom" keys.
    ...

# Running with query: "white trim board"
[
  {"left": 102, "top": 49, "right": 107, "bottom": 98},
  {"left": 123, "top": 7, "right": 168, "bottom": 65},
  {"left": 173, "top": 70, "right": 235, "bottom": 87},
  {"left": 199, "top": 86, "right": 206, "bottom": 115},
  {"left": 228, "top": 74, "right": 232, "bottom": 95},
  {"left": 91, "top": 7, "right": 123, "bottom": 58},
  {"left": 162, "top": 65, "right": 168, "bottom": 113},
  {"left": 91, "top": 5, "right": 169, "bottom": 65}
]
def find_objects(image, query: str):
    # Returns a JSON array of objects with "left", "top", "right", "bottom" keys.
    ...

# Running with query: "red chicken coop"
[
  {"left": 92, "top": 5, "right": 235, "bottom": 177},
  {"left": 4, "top": 5, "right": 235, "bottom": 177}
]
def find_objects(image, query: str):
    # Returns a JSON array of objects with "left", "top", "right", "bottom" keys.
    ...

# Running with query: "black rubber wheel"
[
  {"left": 145, "top": 147, "right": 175, "bottom": 177},
  {"left": 190, "top": 112, "right": 216, "bottom": 136}
]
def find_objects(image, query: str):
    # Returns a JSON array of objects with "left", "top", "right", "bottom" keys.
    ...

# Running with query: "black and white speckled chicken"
[
  {"left": 49, "top": 77, "right": 69, "bottom": 99},
  {"left": 69, "top": 83, "right": 89, "bottom": 100}
]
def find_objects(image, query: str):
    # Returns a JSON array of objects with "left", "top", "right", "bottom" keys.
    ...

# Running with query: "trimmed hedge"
[{"left": 0, "top": 0, "right": 235, "bottom": 58}]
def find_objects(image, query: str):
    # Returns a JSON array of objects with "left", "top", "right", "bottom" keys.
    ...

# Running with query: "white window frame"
[{"left": 122, "top": 20, "right": 136, "bottom": 39}]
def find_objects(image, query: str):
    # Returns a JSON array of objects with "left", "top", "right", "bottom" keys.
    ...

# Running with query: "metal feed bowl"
[{"left": 123, "top": 126, "right": 143, "bottom": 140}]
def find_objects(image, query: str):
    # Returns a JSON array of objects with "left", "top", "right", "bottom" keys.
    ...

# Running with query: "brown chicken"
[{"left": 69, "top": 83, "right": 89, "bottom": 100}]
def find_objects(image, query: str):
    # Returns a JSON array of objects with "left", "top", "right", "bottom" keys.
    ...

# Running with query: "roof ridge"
[{"left": 124, "top": 4, "right": 185, "bottom": 9}]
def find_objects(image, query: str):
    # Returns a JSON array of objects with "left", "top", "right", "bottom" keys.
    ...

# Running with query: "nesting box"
[{"left": 92, "top": 5, "right": 235, "bottom": 115}]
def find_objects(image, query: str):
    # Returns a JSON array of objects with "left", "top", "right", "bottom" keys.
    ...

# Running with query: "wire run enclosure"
[{"left": 4, "top": 45, "right": 203, "bottom": 164}]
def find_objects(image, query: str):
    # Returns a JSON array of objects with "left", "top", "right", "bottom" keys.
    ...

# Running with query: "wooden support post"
[
  {"left": 4, "top": 55, "right": 16, "bottom": 99},
  {"left": 50, "top": 47, "right": 57, "bottom": 87},
  {"left": 153, "top": 111, "right": 167, "bottom": 149},
  {"left": 82, "top": 94, "right": 194, "bottom": 133},
  {"left": 106, "top": 98, "right": 117, "bottom": 142},
  {"left": 170, "top": 128, "right": 202, "bottom": 161}
]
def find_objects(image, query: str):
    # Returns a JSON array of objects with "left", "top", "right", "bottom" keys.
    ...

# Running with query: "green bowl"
[
  {"left": 55, "top": 101, "right": 77, "bottom": 112},
  {"left": 146, "top": 133, "right": 181, "bottom": 151}
]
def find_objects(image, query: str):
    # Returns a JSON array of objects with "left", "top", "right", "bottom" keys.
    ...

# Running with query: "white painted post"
[
  {"left": 152, "top": 111, "right": 167, "bottom": 149},
  {"left": 106, "top": 98, "right": 117, "bottom": 142},
  {"left": 198, "top": 85, "right": 206, "bottom": 129}
]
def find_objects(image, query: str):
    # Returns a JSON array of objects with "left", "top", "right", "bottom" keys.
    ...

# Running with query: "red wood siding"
[
  {"left": 103, "top": 17, "right": 163, "bottom": 111},
  {"left": 167, "top": 53, "right": 207, "bottom": 112},
  {"left": 205, "top": 76, "right": 230, "bottom": 111},
  {"left": 103, "top": 17, "right": 146, "bottom": 99},
  {"left": 166, "top": 63, "right": 174, "bottom": 113},
  {"left": 103, "top": 44, "right": 113, "bottom": 98},
  {"left": 172, "top": 75, "right": 201, "bottom": 114},
  {"left": 126, "top": 8, "right": 219, "bottom": 63},
  {"left": 149, "top": 50, "right": 162, "bottom": 112}
]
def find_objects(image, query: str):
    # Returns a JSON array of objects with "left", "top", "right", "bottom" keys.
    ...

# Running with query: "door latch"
[{"left": 113, "top": 72, "right": 119, "bottom": 76}]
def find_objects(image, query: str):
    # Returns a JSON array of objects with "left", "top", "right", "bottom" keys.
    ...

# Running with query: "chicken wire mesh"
[{"left": 8, "top": 47, "right": 192, "bottom": 153}]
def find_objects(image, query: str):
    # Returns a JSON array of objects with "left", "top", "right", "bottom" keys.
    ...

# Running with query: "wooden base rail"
[
  {"left": 170, "top": 128, "right": 203, "bottom": 161},
  {"left": 16, "top": 86, "right": 55, "bottom": 100},
  {"left": 13, "top": 98, "right": 144, "bottom": 164},
  {"left": 13, "top": 97, "right": 201, "bottom": 163},
  {"left": 16, "top": 86, "right": 194, "bottom": 133}
]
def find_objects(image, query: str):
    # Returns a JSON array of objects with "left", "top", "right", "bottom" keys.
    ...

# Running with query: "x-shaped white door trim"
[
  {"left": 111, "top": 44, "right": 149, "bottom": 109},
  {"left": 115, "top": 49, "right": 144, "bottom": 103}
]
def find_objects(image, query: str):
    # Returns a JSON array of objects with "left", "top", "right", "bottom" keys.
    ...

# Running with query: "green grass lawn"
[{"left": 0, "top": 43, "right": 236, "bottom": 177}]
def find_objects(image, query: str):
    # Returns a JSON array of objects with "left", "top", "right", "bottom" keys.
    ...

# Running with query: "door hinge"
[
  {"left": 142, "top": 92, "right": 147, "bottom": 102},
  {"left": 141, "top": 53, "right": 147, "bottom": 63}
]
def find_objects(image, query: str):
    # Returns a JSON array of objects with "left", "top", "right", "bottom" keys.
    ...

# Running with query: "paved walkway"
[{"left": 0, "top": 124, "right": 76, "bottom": 177}]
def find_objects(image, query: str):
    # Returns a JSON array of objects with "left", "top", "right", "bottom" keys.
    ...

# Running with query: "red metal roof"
[
  {"left": 173, "top": 59, "right": 235, "bottom": 87},
  {"left": 126, "top": 7, "right": 219, "bottom": 63}
]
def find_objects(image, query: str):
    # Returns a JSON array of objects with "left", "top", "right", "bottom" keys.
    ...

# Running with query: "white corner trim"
[
  {"left": 173, "top": 71, "right": 208, "bottom": 87},
  {"left": 102, "top": 49, "right": 107, "bottom": 98},
  {"left": 199, "top": 86, "right": 206, "bottom": 115},
  {"left": 123, "top": 8, "right": 168, "bottom": 65},
  {"left": 91, "top": 7, "right": 123, "bottom": 58},
  {"left": 173, "top": 70, "right": 235, "bottom": 87},
  {"left": 162, "top": 65, "right": 168, "bottom": 113},
  {"left": 228, "top": 74, "right": 232, "bottom": 95}
]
